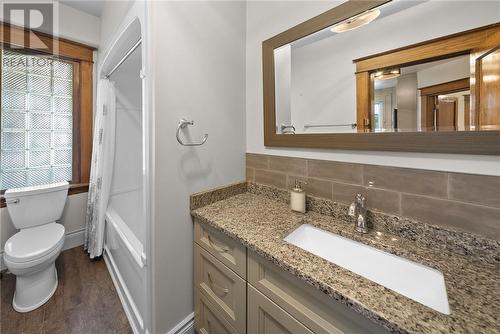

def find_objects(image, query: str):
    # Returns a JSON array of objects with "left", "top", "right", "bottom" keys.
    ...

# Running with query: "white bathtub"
[
  {"left": 108, "top": 187, "right": 145, "bottom": 245},
  {"left": 104, "top": 205, "right": 147, "bottom": 334}
]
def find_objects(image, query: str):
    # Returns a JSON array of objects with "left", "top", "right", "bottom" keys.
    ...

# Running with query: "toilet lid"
[{"left": 4, "top": 223, "right": 65, "bottom": 263}]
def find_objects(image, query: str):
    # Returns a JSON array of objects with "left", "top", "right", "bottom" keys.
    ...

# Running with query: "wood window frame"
[
  {"left": 262, "top": 0, "right": 500, "bottom": 155},
  {"left": 0, "top": 22, "right": 95, "bottom": 207}
]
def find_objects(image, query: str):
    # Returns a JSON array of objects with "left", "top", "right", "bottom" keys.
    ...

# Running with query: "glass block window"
[{"left": 1, "top": 49, "right": 73, "bottom": 190}]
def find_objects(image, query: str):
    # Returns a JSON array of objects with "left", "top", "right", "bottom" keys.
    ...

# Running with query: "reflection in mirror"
[
  {"left": 372, "top": 55, "right": 470, "bottom": 132},
  {"left": 273, "top": 0, "right": 500, "bottom": 135}
]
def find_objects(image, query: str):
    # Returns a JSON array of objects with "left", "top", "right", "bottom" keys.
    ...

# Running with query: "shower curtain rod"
[{"left": 104, "top": 39, "right": 142, "bottom": 79}]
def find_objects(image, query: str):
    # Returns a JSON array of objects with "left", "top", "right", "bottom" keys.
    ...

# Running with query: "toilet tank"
[{"left": 4, "top": 182, "right": 70, "bottom": 229}]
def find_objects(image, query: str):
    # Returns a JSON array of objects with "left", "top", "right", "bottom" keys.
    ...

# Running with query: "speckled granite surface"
[
  {"left": 190, "top": 181, "right": 247, "bottom": 210},
  {"left": 191, "top": 183, "right": 500, "bottom": 334},
  {"left": 247, "top": 183, "right": 500, "bottom": 266}
]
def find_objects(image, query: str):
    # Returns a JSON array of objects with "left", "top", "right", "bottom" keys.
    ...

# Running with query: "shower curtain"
[{"left": 85, "top": 79, "right": 116, "bottom": 258}]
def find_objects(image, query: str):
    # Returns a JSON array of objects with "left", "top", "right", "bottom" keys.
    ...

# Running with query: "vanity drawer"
[
  {"left": 248, "top": 251, "right": 387, "bottom": 334},
  {"left": 248, "top": 285, "right": 313, "bottom": 334},
  {"left": 194, "top": 220, "right": 246, "bottom": 278},
  {"left": 195, "top": 288, "right": 237, "bottom": 334},
  {"left": 194, "top": 244, "right": 246, "bottom": 334}
]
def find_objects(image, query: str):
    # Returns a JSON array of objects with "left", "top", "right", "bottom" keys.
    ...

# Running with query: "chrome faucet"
[{"left": 348, "top": 194, "right": 369, "bottom": 233}]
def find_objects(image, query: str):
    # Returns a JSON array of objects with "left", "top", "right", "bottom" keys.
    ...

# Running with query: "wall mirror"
[{"left": 263, "top": 0, "right": 500, "bottom": 154}]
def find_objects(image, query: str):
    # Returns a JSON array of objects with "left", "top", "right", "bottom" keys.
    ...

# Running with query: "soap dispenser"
[{"left": 291, "top": 180, "right": 307, "bottom": 213}]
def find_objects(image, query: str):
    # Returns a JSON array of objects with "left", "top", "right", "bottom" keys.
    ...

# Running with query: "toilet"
[{"left": 3, "top": 182, "right": 69, "bottom": 313}]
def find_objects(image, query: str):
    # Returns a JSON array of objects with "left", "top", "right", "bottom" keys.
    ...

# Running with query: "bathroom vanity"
[
  {"left": 193, "top": 220, "right": 387, "bottom": 334},
  {"left": 191, "top": 182, "right": 499, "bottom": 334}
]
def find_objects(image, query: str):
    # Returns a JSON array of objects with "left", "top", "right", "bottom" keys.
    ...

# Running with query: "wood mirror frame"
[{"left": 262, "top": 0, "right": 500, "bottom": 155}]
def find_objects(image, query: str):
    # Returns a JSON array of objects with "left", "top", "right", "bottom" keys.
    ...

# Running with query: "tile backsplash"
[{"left": 246, "top": 153, "right": 500, "bottom": 240}]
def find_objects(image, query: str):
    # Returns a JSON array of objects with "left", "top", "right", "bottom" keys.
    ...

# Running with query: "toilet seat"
[{"left": 4, "top": 223, "right": 65, "bottom": 264}]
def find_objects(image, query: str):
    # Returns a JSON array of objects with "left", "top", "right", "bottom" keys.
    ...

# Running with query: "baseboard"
[
  {"left": 0, "top": 228, "right": 86, "bottom": 272},
  {"left": 166, "top": 312, "right": 195, "bottom": 334},
  {"left": 103, "top": 246, "right": 144, "bottom": 334},
  {"left": 63, "top": 228, "right": 86, "bottom": 251}
]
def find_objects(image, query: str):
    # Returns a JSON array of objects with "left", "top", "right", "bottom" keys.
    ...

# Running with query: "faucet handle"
[{"left": 355, "top": 193, "right": 366, "bottom": 207}]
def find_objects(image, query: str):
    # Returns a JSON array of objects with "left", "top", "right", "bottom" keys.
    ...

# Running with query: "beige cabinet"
[
  {"left": 195, "top": 288, "right": 237, "bottom": 334},
  {"left": 194, "top": 245, "right": 246, "bottom": 334},
  {"left": 248, "top": 285, "right": 314, "bottom": 334},
  {"left": 248, "top": 252, "right": 387, "bottom": 334},
  {"left": 195, "top": 220, "right": 246, "bottom": 278},
  {"left": 193, "top": 220, "right": 388, "bottom": 334}
]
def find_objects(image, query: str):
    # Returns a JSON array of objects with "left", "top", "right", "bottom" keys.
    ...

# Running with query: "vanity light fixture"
[
  {"left": 438, "top": 95, "right": 457, "bottom": 103},
  {"left": 330, "top": 9, "right": 381, "bottom": 33},
  {"left": 374, "top": 68, "right": 401, "bottom": 80}
]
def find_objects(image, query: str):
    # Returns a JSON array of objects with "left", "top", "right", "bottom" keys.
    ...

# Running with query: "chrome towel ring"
[{"left": 176, "top": 118, "right": 208, "bottom": 146}]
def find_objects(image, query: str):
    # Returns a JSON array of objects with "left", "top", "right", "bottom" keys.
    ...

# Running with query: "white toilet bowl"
[
  {"left": 3, "top": 182, "right": 69, "bottom": 313},
  {"left": 4, "top": 223, "right": 65, "bottom": 312}
]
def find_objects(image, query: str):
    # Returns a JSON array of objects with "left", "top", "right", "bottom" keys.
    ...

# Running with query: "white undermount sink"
[{"left": 284, "top": 224, "right": 450, "bottom": 314}]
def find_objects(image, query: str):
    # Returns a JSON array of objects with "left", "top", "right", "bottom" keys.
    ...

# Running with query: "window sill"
[{"left": 0, "top": 183, "right": 89, "bottom": 208}]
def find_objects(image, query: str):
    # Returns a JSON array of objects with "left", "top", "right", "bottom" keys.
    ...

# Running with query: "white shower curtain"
[{"left": 85, "top": 79, "right": 116, "bottom": 258}]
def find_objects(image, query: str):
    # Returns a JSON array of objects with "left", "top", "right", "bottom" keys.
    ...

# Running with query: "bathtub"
[{"left": 104, "top": 204, "right": 147, "bottom": 334}]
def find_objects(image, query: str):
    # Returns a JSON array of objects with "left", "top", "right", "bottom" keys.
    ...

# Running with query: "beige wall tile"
[
  {"left": 307, "top": 159, "right": 363, "bottom": 184},
  {"left": 269, "top": 156, "right": 307, "bottom": 175},
  {"left": 246, "top": 168, "right": 255, "bottom": 182},
  {"left": 287, "top": 176, "right": 332, "bottom": 199},
  {"left": 332, "top": 182, "right": 400, "bottom": 214},
  {"left": 364, "top": 165, "right": 447, "bottom": 198},
  {"left": 449, "top": 173, "right": 500, "bottom": 208},
  {"left": 246, "top": 153, "right": 269, "bottom": 169},
  {"left": 401, "top": 194, "right": 500, "bottom": 240},
  {"left": 332, "top": 182, "right": 365, "bottom": 204},
  {"left": 254, "top": 169, "right": 287, "bottom": 189},
  {"left": 365, "top": 188, "right": 401, "bottom": 215}
]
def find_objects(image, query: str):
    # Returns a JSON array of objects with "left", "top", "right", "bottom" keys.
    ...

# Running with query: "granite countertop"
[{"left": 190, "top": 183, "right": 500, "bottom": 334}]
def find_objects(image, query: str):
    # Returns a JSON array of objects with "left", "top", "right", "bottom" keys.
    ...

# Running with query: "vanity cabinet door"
[
  {"left": 195, "top": 288, "right": 237, "bottom": 334},
  {"left": 194, "top": 244, "right": 246, "bottom": 333},
  {"left": 248, "top": 251, "right": 388, "bottom": 334},
  {"left": 194, "top": 220, "right": 247, "bottom": 278},
  {"left": 248, "top": 285, "right": 314, "bottom": 334}
]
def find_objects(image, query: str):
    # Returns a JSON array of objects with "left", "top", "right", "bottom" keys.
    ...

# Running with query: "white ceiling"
[{"left": 59, "top": 0, "right": 104, "bottom": 17}]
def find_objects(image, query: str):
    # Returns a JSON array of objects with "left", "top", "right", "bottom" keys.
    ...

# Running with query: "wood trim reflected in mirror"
[
  {"left": 355, "top": 24, "right": 500, "bottom": 134},
  {"left": 420, "top": 78, "right": 470, "bottom": 132},
  {"left": 262, "top": 0, "right": 500, "bottom": 155}
]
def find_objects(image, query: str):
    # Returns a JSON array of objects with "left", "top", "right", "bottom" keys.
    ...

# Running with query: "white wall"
[
  {"left": 373, "top": 87, "right": 395, "bottom": 131},
  {"left": 246, "top": 0, "right": 500, "bottom": 176},
  {"left": 99, "top": 1, "right": 136, "bottom": 59},
  {"left": 0, "top": 5, "right": 100, "bottom": 257},
  {"left": 0, "top": 2, "right": 100, "bottom": 47},
  {"left": 275, "top": 45, "right": 292, "bottom": 131},
  {"left": 417, "top": 56, "right": 470, "bottom": 89},
  {"left": 149, "top": 1, "right": 246, "bottom": 333},
  {"left": 57, "top": 3, "right": 100, "bottom": 47},
  {"left": 396, "top": 74, "right": 418, "bottom": 131}
]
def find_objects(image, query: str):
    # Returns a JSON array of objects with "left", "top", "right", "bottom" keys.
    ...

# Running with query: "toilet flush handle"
[{"left": 5, "top": 198, "right": 20, "bottom": 205}]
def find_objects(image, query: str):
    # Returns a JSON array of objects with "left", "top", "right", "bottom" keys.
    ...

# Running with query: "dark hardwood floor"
[{"left": 1, "top": 247, "right": 132, "bottom": 334}]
